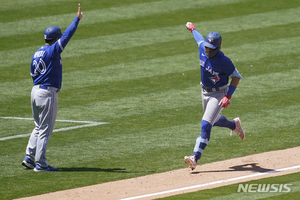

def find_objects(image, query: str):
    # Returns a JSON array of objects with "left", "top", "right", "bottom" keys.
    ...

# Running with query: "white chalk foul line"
[
  {"left": 0, "top": 117, "right": 109, "bottom": 141},
  {"left": 120, "top": 165, "right": 300, "bottom": 200}
]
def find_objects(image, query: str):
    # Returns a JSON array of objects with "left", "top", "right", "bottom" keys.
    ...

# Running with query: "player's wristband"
[{"left": 227, "top": 85, "right": 236, "bottom": 98}]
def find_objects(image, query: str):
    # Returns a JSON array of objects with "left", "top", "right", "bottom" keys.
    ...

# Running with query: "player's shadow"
[{"left": 192, "top": 163, "right": 275, "bottom": 174}]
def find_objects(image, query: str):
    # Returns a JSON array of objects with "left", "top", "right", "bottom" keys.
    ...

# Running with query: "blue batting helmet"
[
  {"left": 203, "top": 32, "right": 222, "bottom": 49},
  {"left": 44, "top": 26, "right": 62, "bottom": 40}
]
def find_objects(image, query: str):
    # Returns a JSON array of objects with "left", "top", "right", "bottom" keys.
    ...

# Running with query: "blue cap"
[{"left": 44, "top": 26, "right": 62, "bottom": 40}]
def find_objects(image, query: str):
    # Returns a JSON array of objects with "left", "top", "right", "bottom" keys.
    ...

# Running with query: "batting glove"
[
  {"left": 186, "top": 22, "right": 196, "bottom": 32},
  {"left": 221, "top": 94, "right": 231, "bottom": 108}
]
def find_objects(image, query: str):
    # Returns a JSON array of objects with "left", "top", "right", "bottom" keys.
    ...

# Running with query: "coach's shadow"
[
  {"left": 192, "top": 163, "right": 275, "bottom": 174},
  {"left": 59, "top": 167, "right": 155, "bottom": 174},
  {"left": 59, "top": 167, "right": 129, "bottom": 173}
]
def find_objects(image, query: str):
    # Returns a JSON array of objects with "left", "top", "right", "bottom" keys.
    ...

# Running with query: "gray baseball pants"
[
  {"left": 201, "top": 85, "right": 228, "bottom": 125},
  {"left": 25, "top": 85, "right": 58, "bottom": 167}
]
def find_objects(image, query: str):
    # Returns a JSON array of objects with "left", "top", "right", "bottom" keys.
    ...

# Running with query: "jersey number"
[{"left": 32, "top": 59, "right": 46, "bottom": 77}]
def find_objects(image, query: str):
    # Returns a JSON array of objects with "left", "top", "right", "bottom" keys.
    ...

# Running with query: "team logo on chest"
[
  {"left": 209, "top": 75, "right": 220, "bottom": 84},
  {"left": 205, "top": 65, "right": 220, "bottom": 84}
]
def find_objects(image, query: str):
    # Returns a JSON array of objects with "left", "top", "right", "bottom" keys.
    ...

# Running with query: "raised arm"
[
  {"left": 186, "top": 22, "right": 204, "bottom": 46},
  {"left": 57, "top": 3, "right": 83, "bottom": 52}
]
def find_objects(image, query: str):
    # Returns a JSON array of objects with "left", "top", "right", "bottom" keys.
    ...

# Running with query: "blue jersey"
[
  {"left": 31, "top": 17, "right": 80, "bottom": 89},
  {"left": 192, "top": 30, "right": 235, "bottom": 88}
]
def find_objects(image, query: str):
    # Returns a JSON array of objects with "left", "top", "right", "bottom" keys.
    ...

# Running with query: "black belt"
[{"left": 202, "top": 85, "right": 221, "bottom": 92}]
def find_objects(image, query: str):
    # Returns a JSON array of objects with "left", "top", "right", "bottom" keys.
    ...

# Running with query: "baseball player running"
[
  {"left": 22, "top": 4, "right": 83, "bottom": 172},
  {"left": 184, "top": 22, "right": 245, "bottom": 170}
]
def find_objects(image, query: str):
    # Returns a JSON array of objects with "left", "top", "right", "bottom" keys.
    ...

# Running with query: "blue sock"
[
  {"left": 213, "top": 115, "right": 235, "bottom": 130},
  {"left": 194, "top": 120, "right": 211, "bottom": 162}
]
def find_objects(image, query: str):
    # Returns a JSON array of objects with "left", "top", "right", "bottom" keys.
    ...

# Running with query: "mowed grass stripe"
[
  {"left": 1, "top": 33, "right": 300, "bottom": 98},
  {"left": 63, "top": 35, "right": 300, "bottom": 90},
  {"left": 216, "top": 103, "right": 300, "bottom": 137},
  {"left": 1, "top": 6, "right": 300, "bottom": 68},
  {"left": 0, "top": 0, "right": 250, "bottom": 37},
  {"left": 58, "top": 85, "right": 201, "bottom": 120},
  {"left": 57, "top": 67, "right": 300, "bottom": 121},
  {"left": 55, "top": 124, "right": 201, "bottom": 159},
  {"left": 1, "top": 0, "right": 297, "bottom": 52},
  {"left": 0, "top": 0, "right": 75, "bottom": 10},
  {"left": 235, "top": 67, "right": 300, "bottom": 98}
]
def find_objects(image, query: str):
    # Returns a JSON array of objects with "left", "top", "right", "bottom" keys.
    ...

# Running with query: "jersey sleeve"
[
  {"left": 230, "top": 68, "right": 243, "bottom": 79},
  {"left": 53, "top": 17, "right": 80, "bottom": 55},
  {"left": 192, "top": 30, "right": 204, "bottom": 47}
]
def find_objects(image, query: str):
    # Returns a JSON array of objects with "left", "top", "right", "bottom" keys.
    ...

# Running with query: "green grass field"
[{"left": 0, "top": 0, "right": 299, "bottom": 199}]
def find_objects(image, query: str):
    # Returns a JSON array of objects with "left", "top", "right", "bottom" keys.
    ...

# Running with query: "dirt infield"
[{"left": 18, "top": 146, "right": 300, "bottom": 200}]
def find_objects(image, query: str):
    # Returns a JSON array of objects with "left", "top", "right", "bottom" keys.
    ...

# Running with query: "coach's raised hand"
[{"left": 77, "top": 3, "right": 83, "bottom": 20}]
